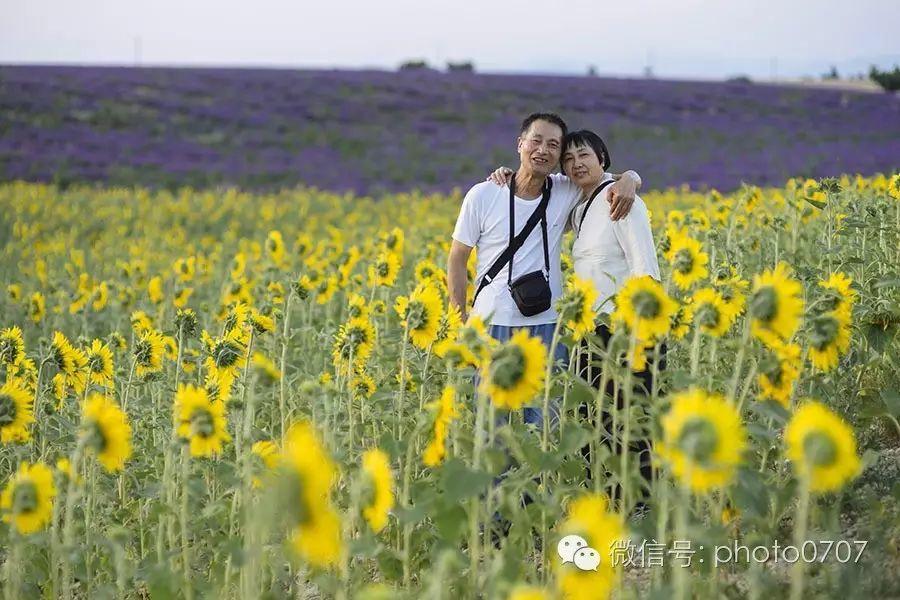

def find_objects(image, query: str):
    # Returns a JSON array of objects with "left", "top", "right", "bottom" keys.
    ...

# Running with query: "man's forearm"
[
  {"left": 623, "top": 169, "right": 642, "bottom": 190},
  {"left": 447, "top": 260, "right": 469, "bottom": 316},
  {"left": 612, "top": 170, "right": 642, "bottom": 190}
]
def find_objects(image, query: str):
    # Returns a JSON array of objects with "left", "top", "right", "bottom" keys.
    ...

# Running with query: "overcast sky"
[{"left": 2, "top": 0, "right": 898, "bottom": 79}]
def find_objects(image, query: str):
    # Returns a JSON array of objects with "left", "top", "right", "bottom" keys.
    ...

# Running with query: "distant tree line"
[
  {"left": 399, "top": 60, "right": 475, "bottom": 73},
  {"left": 869, "top": 65, "right": 900, "bottom": 92}
]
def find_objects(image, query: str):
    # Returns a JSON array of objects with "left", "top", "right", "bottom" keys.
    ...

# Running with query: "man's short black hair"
[
  {"left": 520, "top": 112, "right": 568, "bottom": 140},
  {"left": 562, "top": 129, "right": 611, "bottom": 170}
]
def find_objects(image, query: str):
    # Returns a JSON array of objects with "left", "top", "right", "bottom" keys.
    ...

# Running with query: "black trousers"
[{"left": 575, "top": 323, "right": 667, "bottom": 505}]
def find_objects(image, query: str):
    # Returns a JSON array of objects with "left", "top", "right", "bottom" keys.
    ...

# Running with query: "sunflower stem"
[
  {"left": 60, "top": 438, "right": 86, "bottom": 600},
  {"left": 790, "top": 479, "right": 811, "bottom": 600},
  {"left": 179, "top": 446, "right": 194, "bottom": 600},
  {"left": 279, "top": 292, "right": 294, "bottom": 439}
]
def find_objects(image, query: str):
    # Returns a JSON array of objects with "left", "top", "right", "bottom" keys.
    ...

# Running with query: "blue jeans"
[{"left": 484, "top": 322, "right": 568, "bottom": 429}]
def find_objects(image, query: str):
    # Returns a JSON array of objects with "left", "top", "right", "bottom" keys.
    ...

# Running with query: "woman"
[{"left": 491, "top": 129, "right": 663, "bottom": 511}]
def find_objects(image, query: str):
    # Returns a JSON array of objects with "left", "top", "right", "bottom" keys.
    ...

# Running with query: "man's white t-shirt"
[{"left": 452, "top": 173, "right": 581, "bottom": 326}]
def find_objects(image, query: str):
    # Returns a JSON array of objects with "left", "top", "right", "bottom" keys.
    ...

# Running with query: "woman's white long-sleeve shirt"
[{"left": 570, "top": 175, "right": 660, "bottom": 315}]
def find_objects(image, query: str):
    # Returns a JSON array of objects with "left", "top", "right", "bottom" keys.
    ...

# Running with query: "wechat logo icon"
[{"left": 557, "top": 535, "right": 601, "bottom": 571}]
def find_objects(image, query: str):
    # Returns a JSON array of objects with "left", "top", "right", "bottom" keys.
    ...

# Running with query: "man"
[{"left": 447, "top": 112, "right": 641, "bottom": 424}]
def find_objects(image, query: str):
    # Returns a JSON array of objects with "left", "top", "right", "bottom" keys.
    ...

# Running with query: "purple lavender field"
[{"left": 1, "top": 65, "right": 898, "bottom": 194}]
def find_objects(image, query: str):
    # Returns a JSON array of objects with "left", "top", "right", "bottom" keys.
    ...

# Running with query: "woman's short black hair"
[{"left": 562, "top": 129, "right": 611, "bottom": 170}]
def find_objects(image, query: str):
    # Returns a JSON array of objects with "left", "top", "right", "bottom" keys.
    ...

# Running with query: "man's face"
[{"left": 517, "top": 120, "right": 563, "bottom": 176}]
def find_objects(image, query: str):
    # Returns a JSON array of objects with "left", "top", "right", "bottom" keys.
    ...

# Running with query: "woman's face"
[{"left": 561, "top": 143, "right": 604, "bottom": 188}]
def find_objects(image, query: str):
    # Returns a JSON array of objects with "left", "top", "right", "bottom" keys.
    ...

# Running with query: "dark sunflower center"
[
  {"left": 750, "top": 287, "right": 777, "bottom": 322},
  {"left": 803, "top": 431, "right": 837, "bottom": 467},
  {"left": 819, "top": 290, "right": 841, "bottom": 313},
  {"left": 84, "top": 420, "right": 108, "bottom": 453},
  {"left": 284, "top": 472, "right": 310, "bottom": 525},
  {"left": 134, "top": 340, "right": 153, "bottom": 365},
  {"left": 377, "top": 262, "right": 390, "bottom": 277},
  {"left": 674, "top": 249, "right": 694, "bottom": 274},
  {"left": 632, "top": 290, "right": 661, "bottom": 319},
  {"left": 677, "top": 418, "right": 718, "bottom": 464},
  {"left": 90, "top": 354, "right": 106, "bottom": 373},
  {"left": 12, "top": 482, "right": 38, "bottom": 515},
  {"left": 406, "top": 301, "right": 428, "bottom": 331},
  {"left": 490, "top": 344, "right": 526, "bottom": 390},
  {"left": 0, "top": 393, "right": 17, "bottom": 426},
  {"left": 696, "top": 303, "right": 720, "bottom": 329},
  {"left": 214, "top": 340, "right": 242, "bottom": 369},
  {"left": 0, "top": 339, "right": 19, "bottom": 364},
  {"left": 190, "top": 408, "right": 215, "bottom": 439},
  {"left": 809, "top": 314, "right": 840, "bottom": 350}
]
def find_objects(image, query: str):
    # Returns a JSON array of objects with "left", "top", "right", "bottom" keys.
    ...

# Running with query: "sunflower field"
[{"left": 1, "top": 173, "right": 899, "bottom": 599}]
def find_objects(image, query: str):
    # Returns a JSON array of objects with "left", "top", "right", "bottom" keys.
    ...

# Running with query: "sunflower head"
[
  {"left": 749, "top": 262, "right": 804, "bottom": 346},
  {"left": 1, "top": 462, "right": 56, "bottom": 535},
  {"left": 174, "top": 384, "right": 230, "bottom": 458},
  {"left": 81, "top": 393, "right": 132, "bottom": 473},
  {"left": 657, "top": 389, "right": 747, "bottom": 493},
  {"left": 481, "top": 330, "right": 546, "bottom": 411},
  {"left": 0, "top": 380, "right": 34, "bottom": 444},
  {"left": 558, "top": 275, "right": 598, "bottom": 341},
  {"left": 0, "top": 326, "right": 25, "bottom": 365},
  {"left": 360, "top": 449, "right": 394, "bottom": 533},
  {"left": 785, "top": 401, "right": 860, "bottom": 493},
  {"left": 611, "top": 276, "right": 677, "bottom": 343}
]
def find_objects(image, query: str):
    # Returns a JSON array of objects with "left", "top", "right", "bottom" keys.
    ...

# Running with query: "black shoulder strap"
[
  {"left": 577, "top": 179, "right": 616, "bottom": 232},
  {"left": 473, "top": 175, "right": 552, "bottom": 302}
]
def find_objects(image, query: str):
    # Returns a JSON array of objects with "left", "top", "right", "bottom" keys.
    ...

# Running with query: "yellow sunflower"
[
  {"left": 81, "top": 393, "right": 132, "bottom": 473},
  {"left": 432, "top": 304, "right": 463, "bottom": 358},
  {"left": 29, "top": 292, "right": 45, "bottom": 324},
  {"left": 481, "top": 330, "right": 546, "bottom": 410},
  {"left": 148, "top": 275, "right": 165, "bottom": 304},
  {"left": 669, "top": 301, "right": 694, "bottom": 341},
  {"left": 714, "top": 266, "right": 748, "bottom": 321},
  {"left": 508, "top": 587, "right": 551, "bottom": 600},
  {"left": 888, "top": 173, "right": 900, "bottom": 200},
  {"left": 0, "top": 379, "right": 34, "bottom": 444},
  {"left": 130, "top": 310, "right": 153, "bottom": 334},
  {"left": 558, "top": 274, "right": 599, "bottom": 341},
  {"left": 134, "top": 329, "right": 166, "bottom": 377},
  {"left": 314, "top": 275, "right": 339, "bottom": 306},
  {"left": 50, "top": 331, "right": 86, "bottom": 377},
  {"left": 691, "top": 287, "right": 734, "bottom": 337},
  {"left": 0, "top": 326, "right": 25, "bottom": 366},
  {"left": 350, "top": 369, "right": 376, "bottom": 400},
  {"left": 368, "top": 250, "right": 401, "bottom": 288},
  {"left": 346, "top": 293, "right": 370, "bottom": 320},
  {"left": 757, "top": 340, "right": 801, "bottom": 408},
  {"left": 664, "top": 233, "right": 709, "bottom": 290},
  {"left": 332, "top": 317, "right": 377, "bottom": 375},
  {"left": 279, "top": 421, "right": 342, "bottom": 568},
  {"left": 252, "top": 352, "right": 282, "bottom": 383},
  {"left": 249, "top": 308, "right": 275, "bottom": 334},
  {"left": 807, "top": 311, "right": 851, "bottom": 372},
  {"left": 785, "top": 401, "right": 860, "bottom": 493},
  {"left": 423, "top": 386, "right": 460, "bottom": 467},
  {"left": 818, "top": 272, "right": 856, "bottom": 317},
  {"left": 382, "top": 227, "right": 405, "bottom": 254},
  {"left": 394, "top": 283, "right": 443, "bottom": 350},
  {"left": 555, "top": 493, "right": 627, "bottom": 600},
  {"left": 1, "top": 462, "right": 56, "bottom": 535},
  {"left": 173, "top": 384, "right": 231, "bottom": 458},
  {"left": 657, "top": 389, "right": 747, "bottom": 493},
  {"left": 361, "top": 449, "right": 394, "bottom": 533},
  {"left": 749, "top": 262, "right": 804, "bottom": 346},
  {"left": 86, "top": 339, "right": 115, "bottom": 388},
  {"left": 610, "top": 275, "right": 678, "bottom": 343}
]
